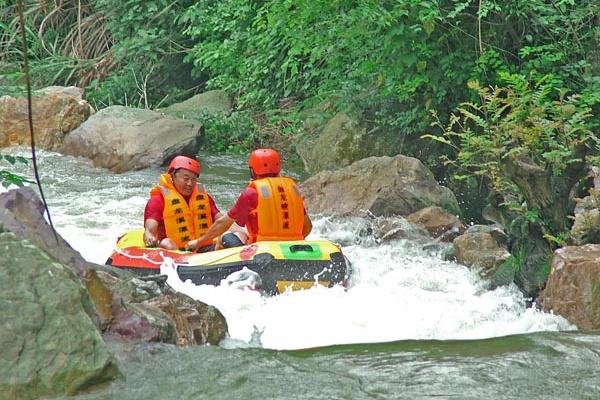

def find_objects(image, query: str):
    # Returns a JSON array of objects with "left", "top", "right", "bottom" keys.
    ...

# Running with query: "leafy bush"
[
  {"left": 199, "top": 112, "right": 260, "bottom": 153},
  {"left": 0, "top": 155, "right": 31, "bottom": 188},
  {"left": 181, "top": 0, "right": 599, "bottom": 158},
  {"left": 86, "top": 0, "right": 201, "bottom": 108},
  {"left": 0, "top": 0, "right": 201, "bottom": 107},
  {"left": 426, "top": 73, "right": 597, "bottom": 238},
  {"left": 2, "top": 0, "right": 597, "bottom": 160},
  {"left": 182, "top": 1, "right": 469, "bottom": 131}
]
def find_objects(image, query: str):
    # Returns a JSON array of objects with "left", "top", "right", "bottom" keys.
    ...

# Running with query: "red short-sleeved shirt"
[
  {"left": 227, "top": 187, "right": 259, "bottom": 232},
  {"left": 144, "top": 193, "right": 221, "bottom": 241}
]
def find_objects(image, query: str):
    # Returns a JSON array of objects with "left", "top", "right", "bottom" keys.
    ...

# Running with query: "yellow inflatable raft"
[{"left": 106, "top": 229, "right": 350, "bottom": 295}]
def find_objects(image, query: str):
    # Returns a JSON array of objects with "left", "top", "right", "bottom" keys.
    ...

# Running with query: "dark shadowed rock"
[
  {"left": 300, "top": 154, "right": 460, "bottom": 217},
  {"left": 0, "top": 233, "right": 120, "bottom": 400},
  {"left": 538, "top": 244, "right": 600, "bottom": 330},
  {"left": 60, "top": 105, "right": 203, "bottom": 173},
  {"left": 85, "top": 269, "right": 228, "bottom": 346}
]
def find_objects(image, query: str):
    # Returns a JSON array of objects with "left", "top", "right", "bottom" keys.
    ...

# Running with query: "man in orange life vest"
[
  {"left": 143, "top": 155, "right": 224, "bottom": 252},
  {"left": 185, "top": 148, "right": 312, "bottom": 251}
]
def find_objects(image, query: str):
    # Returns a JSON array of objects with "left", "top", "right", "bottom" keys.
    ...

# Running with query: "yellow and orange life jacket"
[
  {"left": 150, "top": 173, "right": 214, "bottom": 249},
  {"left": 247, "top": 176, "right": 305, "bottom": 243}
]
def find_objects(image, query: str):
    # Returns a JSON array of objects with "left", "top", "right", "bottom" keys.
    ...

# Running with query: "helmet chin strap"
[{"left": 249, "top": 168, "right": 257, "bottom": 180}]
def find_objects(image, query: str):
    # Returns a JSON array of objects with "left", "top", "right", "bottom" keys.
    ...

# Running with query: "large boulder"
[
  {"left": 60, "top": 105, "right": 203, "bottom": 173},
  {"left": 0, "top": 232, "right": 120, "bottom": 400},
  {"left": 300, "top": 154, "right": 460, "bottom": 217},
  {"left": 538, "top": 244, "right": 600, "bottom": 330},
  {"left": 295, "top": 112, "right": 401, "bottom": 174},
  {"left": 0, "top": 86, "right": 93, "bottom": 150},
  {"left": 159, "top": 89, "right": 233, "bottom": 119}
]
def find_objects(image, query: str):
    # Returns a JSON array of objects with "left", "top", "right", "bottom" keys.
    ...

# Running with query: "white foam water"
[{"left": 161, "top": 220, "right": 573, "bottom": 350}]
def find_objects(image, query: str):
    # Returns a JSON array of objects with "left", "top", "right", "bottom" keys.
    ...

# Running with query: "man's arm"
[
  {"left": 144, "top": 218, "right": 159, "bottom": 246},
  {"left": 144, "top": 195, "right": 165, "bottom": 247},
  {"left": 185, "top": 213, "right": 235, "bottom": 251}
]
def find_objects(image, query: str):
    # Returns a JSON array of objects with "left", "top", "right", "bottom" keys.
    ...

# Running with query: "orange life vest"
[
  {"left": 247, "top": 176, "right": 305, "bottom": 243},
  {"left": 150, "top": 173, "right": 214, "bottom": 249}
]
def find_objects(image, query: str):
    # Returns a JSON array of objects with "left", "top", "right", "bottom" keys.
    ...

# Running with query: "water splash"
[{"left": 161, "top": 220, "right": 573, "bottom": 350}]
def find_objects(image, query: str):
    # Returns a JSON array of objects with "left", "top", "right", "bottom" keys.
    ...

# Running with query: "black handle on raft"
[{"left": 289, "top": 244, "right": 314, "bottom": 253}]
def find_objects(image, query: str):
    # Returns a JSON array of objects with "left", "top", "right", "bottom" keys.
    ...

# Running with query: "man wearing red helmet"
[
  {"left": 143, "top": 155, "right": 223, "bottom": 251},
  {"left": 186, "top": 148, "right": 312, "bottom": 251}
]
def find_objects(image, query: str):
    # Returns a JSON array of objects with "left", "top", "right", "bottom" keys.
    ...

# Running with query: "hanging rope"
[{"left": 17, "top": 0, "right": 59, "bottom": 243}]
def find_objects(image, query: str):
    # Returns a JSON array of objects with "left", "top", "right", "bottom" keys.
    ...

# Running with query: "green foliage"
[
  {"left": 0, "top": 155, "right": 32, "bottom": 188},
  {"left": 0, "top": 0, "right": 201, "bottom": 108},
  {"left": 0, "top": 0, "right": 113, "bottom": 89},
  {"left": 182, "top": 0, "right": 465, "bottom": 134},
  {"left": 181, "top": 111, "right": 260, "bottom": 153},
  {"left": 86, "top": 0, "right": 200, "bottom": 108},
  {"left": 428, "top": 74, "right": 595, "bottom": 193},
  {"left": 425, "top": 73, "right": 597, "bottom": 244},
  {"left": 181, "top": 0, "right": 598, "bottom": 142},
  {"left": 203, "top": 112, "right": 260, "bottom": 153},
  {"left": 1, "top": 0, "right": 598, "bottom": 162}
]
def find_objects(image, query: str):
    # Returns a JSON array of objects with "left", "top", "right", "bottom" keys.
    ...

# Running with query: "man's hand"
[
  {"left": 144, "top": 218, "right": 160, "bottom": 247},
  {"left": 143, "top": 229, "right": 157, "bottom": 247},
  {"left": 185, "top": 239, "right": 200, "bottom": 252}
]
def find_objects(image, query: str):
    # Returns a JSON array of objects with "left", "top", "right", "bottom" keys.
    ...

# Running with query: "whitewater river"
[{"left": 4, "top": 149, "right": 600, "bottom": 399}]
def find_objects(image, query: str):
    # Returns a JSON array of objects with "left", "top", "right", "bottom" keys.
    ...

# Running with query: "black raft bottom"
[{"left": 177, "top": 252, "right": 349, "bottom": 296}]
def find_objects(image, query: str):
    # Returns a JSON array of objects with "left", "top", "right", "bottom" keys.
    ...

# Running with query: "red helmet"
[
  {"left": 167, "top": 156, "right": 200, "bottom": 175},
  {"left": 248, "top": 148, "right": 281, "bottom": 176}
]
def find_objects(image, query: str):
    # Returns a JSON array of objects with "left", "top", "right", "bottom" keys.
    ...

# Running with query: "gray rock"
[
  {"left": 0, "top": 186, "right": 98, "bottom": 279},
  {"left": 300, "top": 154, "right": 460, "bottom": 217},
  {"left": 295, "top": 112, "right": 401, "bottom": 174},
  {"left": 453, "top": 225, "right": 511, "bottom": 285},
  {"left": 406, "top": 206, "right": 466, "bottom": 241},
  {"left": 85, "top": 268, "right": 228, "bottom": 346},
  {"left": 0, "top": 233, "right": 121, "bottom": 400},
  {"left": 570, "top": 188, "right": 600, "bottom": 245},
  {"left": 60, "top": 105, "right": 203, "bottom": 173},
  {"left": 1, "top": 187, "right": 228, "bottom": 346}
]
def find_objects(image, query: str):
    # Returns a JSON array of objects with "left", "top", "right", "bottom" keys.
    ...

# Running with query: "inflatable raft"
[{"left": 106, "top": 230, "right": 349, "bottom": 295}]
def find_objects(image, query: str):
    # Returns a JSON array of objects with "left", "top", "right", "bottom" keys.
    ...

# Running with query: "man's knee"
[
  {"left": 221, "top": 233, "right": 245, "bottom": 248},
  {"left": 159, "top": 238, "right": 178, "bottom": 250}
]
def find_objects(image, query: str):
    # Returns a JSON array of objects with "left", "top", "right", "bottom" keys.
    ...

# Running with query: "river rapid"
[{"left": 3, "top": 148, "right": 600, "bottom": 399}]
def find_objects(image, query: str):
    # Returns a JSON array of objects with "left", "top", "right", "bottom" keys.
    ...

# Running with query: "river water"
[{"left": 3, "top": 148, "right": 600, "bottom": 399}]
